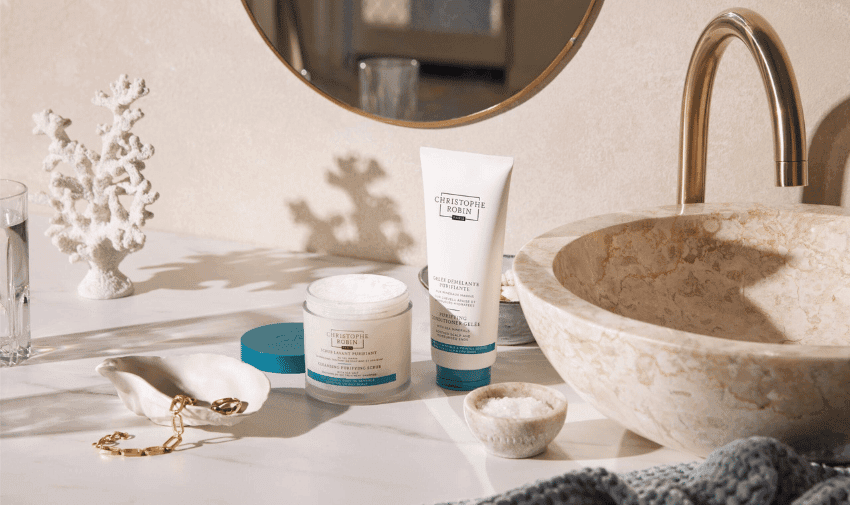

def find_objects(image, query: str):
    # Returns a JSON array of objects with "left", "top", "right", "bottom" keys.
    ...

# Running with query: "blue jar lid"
[
  {"left": 435, "top": 365, "right": 491, "bottom": 391},
  {"left": 241, "top": 323, "right": 305, "bottom": 374}
]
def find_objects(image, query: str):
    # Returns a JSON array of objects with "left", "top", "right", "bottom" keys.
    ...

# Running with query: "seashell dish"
[{"left": 97, "top": 353, "right": 271, "bottom": 427}]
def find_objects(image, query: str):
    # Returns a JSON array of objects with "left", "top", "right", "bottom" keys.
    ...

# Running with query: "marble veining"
[
  {"left": 514, "top": 203, "right": 850, "bottom": 462},
  {"left": 1, "top": 214, "right": 702, "bottom": 505}
]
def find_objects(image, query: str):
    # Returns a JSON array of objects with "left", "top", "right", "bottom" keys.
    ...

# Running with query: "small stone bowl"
[{"left": 463, "top": 382, "right": 567, "bottom": 458}]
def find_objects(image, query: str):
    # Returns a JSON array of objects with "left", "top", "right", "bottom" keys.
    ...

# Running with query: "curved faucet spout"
[{"left": 678, "top": 9, "right": 807, "bottom": 205}]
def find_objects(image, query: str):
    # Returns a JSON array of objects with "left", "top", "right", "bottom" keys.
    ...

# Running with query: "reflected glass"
[{"left": 243, "top": 0, "right": 597, "bottom": 126}]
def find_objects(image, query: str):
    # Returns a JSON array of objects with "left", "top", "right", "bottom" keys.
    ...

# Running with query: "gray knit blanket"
[{"left": 440, "top": 437, "right": 850, "bottom": 505}]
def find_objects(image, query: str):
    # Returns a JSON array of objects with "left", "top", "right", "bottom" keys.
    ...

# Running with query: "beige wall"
[{"left": 2, "top": 0, "right": 849, "bottom": 267}]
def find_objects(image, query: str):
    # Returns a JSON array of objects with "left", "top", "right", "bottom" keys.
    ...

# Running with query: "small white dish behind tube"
[{"left": 420, "top": 147, "right": 513, "bottom": 391}]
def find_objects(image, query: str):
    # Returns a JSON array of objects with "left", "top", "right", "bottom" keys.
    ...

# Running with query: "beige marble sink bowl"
[{"left": 513, "top": 203, "right": 850, "bottom": 463}]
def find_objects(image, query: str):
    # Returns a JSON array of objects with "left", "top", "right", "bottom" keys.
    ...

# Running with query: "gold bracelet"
[{"left": 93, "top": 395, "right": 244, "bottom": 457}]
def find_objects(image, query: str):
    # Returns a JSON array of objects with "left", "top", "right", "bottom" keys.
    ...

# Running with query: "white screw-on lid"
[{"left": 305, "top": 274, "right": 410, "bottom": 320}]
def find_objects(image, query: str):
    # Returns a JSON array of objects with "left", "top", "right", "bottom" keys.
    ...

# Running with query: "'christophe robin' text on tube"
[{"left": 420, "top": 147, "right": 513, "bottom": 391}]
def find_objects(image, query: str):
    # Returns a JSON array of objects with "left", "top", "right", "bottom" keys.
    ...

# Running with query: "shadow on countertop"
[
  {"left": 0, "top": 383, "right": 152, "bottom": 440},
  {"left": 0, "top": 385, "right": 346, "bottom": 446},
  {"left": 541, "top": 419, "right": 663, "bottom": 462},
  {"left": 24, "top": 308, "right": 297, "bottom": 365},
  {"left": 196, "top": 388, "right": 347, "bottom": 442},
  {"left": 133, "top": 248, "right": 392, "bottom": 295}
]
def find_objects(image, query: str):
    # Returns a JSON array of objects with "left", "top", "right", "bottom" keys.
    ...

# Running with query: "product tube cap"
[
  {"left": 241, "top": 323, "right": 305, "bottom": 374},
  {"left": 435, "top": 365, "right": 491, "bottom": 391}
]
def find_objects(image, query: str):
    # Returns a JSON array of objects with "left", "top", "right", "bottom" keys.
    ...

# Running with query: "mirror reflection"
[{"left": 244, "top": 0, "right": 596, "bottom": 124}]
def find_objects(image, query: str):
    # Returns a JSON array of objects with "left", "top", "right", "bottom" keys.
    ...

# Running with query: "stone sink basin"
[{"left": 513, "top": 203, "right": 850, "bottom": 462}]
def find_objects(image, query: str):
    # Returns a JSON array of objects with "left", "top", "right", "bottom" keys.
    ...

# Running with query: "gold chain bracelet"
[{"left": 93, "top": 394, "right": 243, "bottom": 457}]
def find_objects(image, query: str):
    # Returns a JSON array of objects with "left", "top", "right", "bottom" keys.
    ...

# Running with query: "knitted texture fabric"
[{"left": 439, "top": 437, "right": 850, "bottom": 505}]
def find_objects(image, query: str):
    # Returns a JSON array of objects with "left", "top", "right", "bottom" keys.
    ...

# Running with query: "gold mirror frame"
[{"left": 241, "top": 0, "right": 602, "bottom": 128}]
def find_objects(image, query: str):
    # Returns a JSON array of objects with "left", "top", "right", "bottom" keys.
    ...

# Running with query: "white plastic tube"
[{"left": 420, "top": 147, "right": 513, "bottom": 391}]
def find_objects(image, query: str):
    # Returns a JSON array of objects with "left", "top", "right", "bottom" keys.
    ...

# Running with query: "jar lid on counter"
[
  {"left": 241, "top": 323, "right": 305, "bottom": 374},
  {"left": 304, "top": 274, "right": 410, "bottom": 320}
]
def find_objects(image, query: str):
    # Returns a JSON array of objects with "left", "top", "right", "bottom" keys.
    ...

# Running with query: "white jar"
[{"left": 303, "top": 274, "right": 412, "bottom": 405}]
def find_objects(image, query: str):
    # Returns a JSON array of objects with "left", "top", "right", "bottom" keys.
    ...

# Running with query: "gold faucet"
[{"left": 678, "top": 8, "right": 807, "bottom": 204}]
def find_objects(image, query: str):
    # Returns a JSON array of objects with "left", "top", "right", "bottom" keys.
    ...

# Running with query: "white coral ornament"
[{"left": 33, "top": 75, "right": 158, "bottom": 299}]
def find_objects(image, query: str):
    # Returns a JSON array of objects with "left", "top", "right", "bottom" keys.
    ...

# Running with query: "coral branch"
[
  {"left": 92, "top": 74, "right": 150, "bottom": 114},
  {"left": 33, "top": 75, "right": 158, "bottom": 299},
  {"left": 32, "top": 110, "right": 72, "bottom": 143}
]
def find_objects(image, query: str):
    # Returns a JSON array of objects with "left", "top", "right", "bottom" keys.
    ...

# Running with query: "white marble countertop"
[{"left": 1, "top": 215, "right": 699, "bottom": 505}]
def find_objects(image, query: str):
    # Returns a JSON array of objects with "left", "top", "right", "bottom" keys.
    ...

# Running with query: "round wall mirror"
[{"left": 243, "top": 0, "right": 599, "bottom": 127}]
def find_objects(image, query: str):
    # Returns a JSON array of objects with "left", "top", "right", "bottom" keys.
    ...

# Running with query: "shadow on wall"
[
  {"left": 802, "top": 96, "right": 850, "bottom": 206},
  {"left": 288, "top": 155, "right": 415, "bottom": 264}
]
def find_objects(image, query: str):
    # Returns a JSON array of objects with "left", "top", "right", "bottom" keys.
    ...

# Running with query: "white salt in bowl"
[{"left": 463, "top": 382, "right": 567, "bottom": 458}]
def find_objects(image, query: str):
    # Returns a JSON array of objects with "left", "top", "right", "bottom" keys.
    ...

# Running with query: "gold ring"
[{"left": 211, "top": 398, "right": 243, "bottom": 415}]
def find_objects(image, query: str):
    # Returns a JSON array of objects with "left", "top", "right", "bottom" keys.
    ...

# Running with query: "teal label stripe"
[
  {"left": 431, "top": 339, "right": 496, "bottom": 355},
  {"left": 307, "top": 370, "right": 396, "bottom": 387}
]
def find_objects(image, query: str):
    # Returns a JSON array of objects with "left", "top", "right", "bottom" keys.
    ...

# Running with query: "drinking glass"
[
  {"left": 358, "top": 57, "right": 419, "bottom": 121},
  {"left": 1, "top": 180, "right": 30, "bottom": 366}
]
